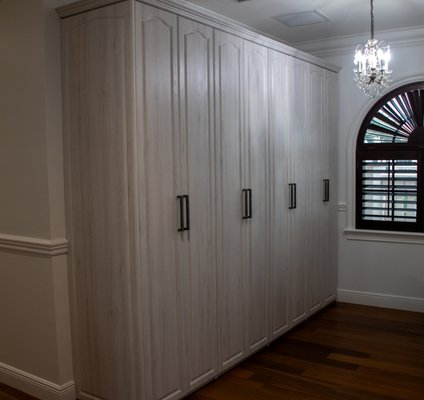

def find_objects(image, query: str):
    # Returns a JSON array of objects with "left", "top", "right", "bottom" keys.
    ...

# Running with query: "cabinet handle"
[
  {"left": 242, "top": 189, "right": 249, "bottom": 219},
  {"left": 184, "top": 195, "right": 190, "bottom": 231},
  {"left": 288, "top": 184, "right": 293, "bottom": 209},
  {"left": 177, "top": 195, "right": 185, "bottom": 232},
  {"left": 248, "top": 189, "right": 252, "bottom": 219},
  {"left": 323, "top": 179, "right": 330, "bottom": 202},
  {"left": 289, "top": 183, "right": 297, "bottom": 209}
]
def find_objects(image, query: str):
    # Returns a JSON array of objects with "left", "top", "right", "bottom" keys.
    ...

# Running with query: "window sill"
[{"left": 343, "top": 228, "right": 424, "bottom": 245}]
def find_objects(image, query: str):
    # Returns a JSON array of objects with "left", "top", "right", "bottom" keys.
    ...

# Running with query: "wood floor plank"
[
  {"left": 186, "top": 302, "right": 424, "bottom": 400},
  {"left": 328, "top": 353, "right": 424, "bottom": 378},
  {"left": 1, "top": 302, "right": 423, "bottom": 400}
]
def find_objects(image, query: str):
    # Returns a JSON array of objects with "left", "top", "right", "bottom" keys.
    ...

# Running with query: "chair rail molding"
[{"left": 0, "top": 233, "right": 68, "bottom": 256}]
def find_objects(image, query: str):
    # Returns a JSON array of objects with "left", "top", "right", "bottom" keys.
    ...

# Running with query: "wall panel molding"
[
  {"left": 337, "top": 289, "right": 424, "bottom": 313},
  {"left": 0, "top": 361, "right": 75, "bottom": 400},
  {"left": 0, "top": 233, "right": 68, "bottom": 256}
]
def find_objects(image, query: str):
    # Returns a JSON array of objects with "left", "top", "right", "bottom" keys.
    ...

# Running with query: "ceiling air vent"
[{"left": 275, "top": 10, "right": 330, "bottom": 27}]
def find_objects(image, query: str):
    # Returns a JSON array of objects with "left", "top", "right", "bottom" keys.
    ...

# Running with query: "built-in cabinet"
[{"left": 60, "top": 1, "right": 338, "bottom": 399}]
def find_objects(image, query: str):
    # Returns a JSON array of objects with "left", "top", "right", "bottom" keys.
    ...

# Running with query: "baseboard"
[
  {"left": 0, "top": 361, "right": 75, "bottom": 400},
  {"left": 337, "top": 289, "right": 424, "bottom": 313}
]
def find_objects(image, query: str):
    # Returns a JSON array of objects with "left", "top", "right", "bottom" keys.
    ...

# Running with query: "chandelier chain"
[{"left": 370, "top": 0, "right": 374, "bottom": 39}]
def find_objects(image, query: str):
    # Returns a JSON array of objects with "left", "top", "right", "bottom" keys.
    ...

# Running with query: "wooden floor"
[
  {"left": 1, "top": 302, "right": 423, "bottom": 400},
  {"left": 0, "top": 384, "right": 38, "bottom": 400},
  {"left": 186, "top": 302, "right": 424, "bottom": 400}
]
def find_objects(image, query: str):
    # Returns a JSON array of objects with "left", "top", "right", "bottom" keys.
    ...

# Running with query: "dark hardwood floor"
[
  {"left": 1, "top": 302, "right": 423, "bottom": 400},
  {"left": 186, "top": 302, "right": 424, "bottom": 400},
  {"left": 0, "top": 384, "right": 38, "bottom": 400}
]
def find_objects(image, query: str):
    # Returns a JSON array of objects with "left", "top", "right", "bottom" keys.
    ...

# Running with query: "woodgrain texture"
[
  {"left": 61, "top": 3, "right": 137, "bottom": 399},
  {"left": 186, "top": 302, "right": 424, "bottom": 400},
  {"left": 268, "top": 49, "right": 292, "bottom": 340},
  {"left": 290, "top": 59, "right": 309, "bottom": 326},
  {"left": 135, "top": 4, "right": 184, "bottom": 400},
  {"left": 178, "top": 17, "right": 218, "bottom": 392},
  {"left": 323, "top": 70, "right": 338, "bottom": 305},
  {"left": 307, "top": 64, "right": 326, "bottom": 316},
  {"left": 214, "top": 29, "right": 246, "bottom": 373},
  {"left": 244, "top": 40, "right": 269, "bottom": 354},
  {"left": 61, "top": 2, "right": 339, "bottom": 400}
]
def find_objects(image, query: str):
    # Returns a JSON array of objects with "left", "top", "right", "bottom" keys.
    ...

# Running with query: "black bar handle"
[
  {"left": 323, "top": 179, "right": 330, "bottom": 202},
  {"left": 248, "top": 189, "right": 252, "bottom": 219},
  {"left": 293, "top": 183, "right": 297, "bottom": 209},
  {"left": 327, "top": 180, "right": 330, "bottom": 202},
  {"left": 242, "top": 189, "right": 248, "bottom": 219},
  {"left": 184, "top": 195, "right": 190, "bottom": 230},
  {"left": 288, "top": 184, "right": 293, "bottom": 209},
  {"left": 177, "top": 195, "right": 184, "bottom": 232}
]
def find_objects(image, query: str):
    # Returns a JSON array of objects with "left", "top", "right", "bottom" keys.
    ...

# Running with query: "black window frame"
[{"left": 356, "top": 82, "right": 424, "bottom": 232}]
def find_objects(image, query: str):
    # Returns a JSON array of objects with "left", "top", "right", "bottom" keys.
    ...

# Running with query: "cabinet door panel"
[
  {"left": 323, "top": 70, "right": 338, "bottom": 304},
  {"left": 290, "top": 60, "right": 308, "bottom": 326},
  {"left": 215, "top": 30, "right": 246, "bottom": 371},
  {"left": 268, "top": 49, "right": 291, "bottom": 339},
  {"left": 308, "top": 65, "right": 325, "bottom": 315},
  {"left": 136, "top": 4, "right": 184, "bottom": 400},
  {"left": 179, "top": 17, "right": 217, "bottom": 390},
  {"left": 62, "top": 3, "right": 137, "bottom": 399},
  {"left": 244, "top": 40, "right": 269, "bottom": 353}
]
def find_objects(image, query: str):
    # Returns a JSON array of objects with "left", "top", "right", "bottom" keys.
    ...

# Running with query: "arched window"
[{"left": 356, "top": 82, "right": 424, "bottom": 232}]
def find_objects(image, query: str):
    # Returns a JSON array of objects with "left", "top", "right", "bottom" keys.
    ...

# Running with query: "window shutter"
[{"left": 361, "top": 159, "right": 418, "bottom": 223}]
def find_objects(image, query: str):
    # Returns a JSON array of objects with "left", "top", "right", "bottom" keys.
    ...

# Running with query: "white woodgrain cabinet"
[
  {"left": 243, "top": 40, "right": 269, "bottom": 356},
  {"left": 215, "top": 31, "right": 269, "bottom": 372},
  {"left": 289, "top": 59, "right": 310, "bottom": 327},
  {"left": 61, "top": 3, "right": 138, "bottom": 399},
  {"left": 268, "top": 49, "right": 292, "bottom": 338},
  {"left": 59, "top": 1, "right": 338, "bottom": 399},
  {"left": 214, "top": 29, "right": 246, "bottom": 372},
  {"left": 135, "top": 4, "right": 217, "bottom": 399},
  {"left": 268, "top": 54, "right": 338, "bottom": 332}
]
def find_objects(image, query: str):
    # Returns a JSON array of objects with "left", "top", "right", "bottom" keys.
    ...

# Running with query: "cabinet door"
[
  {"left": 308, "top": 65, "right": 325, "bottom": 316},
  {"left": 135, "top": 4, "right": 184, "bottom": 400},
  {"left": 179, "top": 17, "right": 217, "bottom": 391},
  {"left": 323, "top": 70, "right": 338, "bottom": 305},
  {"left": 215, "top": 29, "right": 246, "bottom": 372},
  {"left": 268, "top": 49, "right": 291, "bottom": 340},
  {"left": 290, "top": 59, "right": 309, "bottom": 326},
  {"left": 62, "top": 3, "right": 137, "bottom": 399},
  {"left": 244, "top": 40, "right": 269, "bottom": 353}
]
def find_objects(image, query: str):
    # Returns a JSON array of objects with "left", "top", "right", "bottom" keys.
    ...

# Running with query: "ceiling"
[
  {"left": 47, "top": 0, "right": 424, "bottom": 46},
  {"left": 186, "top": 0, "right": 424, "bottom": 45}
]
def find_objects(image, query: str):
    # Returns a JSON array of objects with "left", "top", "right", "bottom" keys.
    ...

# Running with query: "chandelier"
[{"left": 354, "top": 0, "right": 392, "bottom": 98}]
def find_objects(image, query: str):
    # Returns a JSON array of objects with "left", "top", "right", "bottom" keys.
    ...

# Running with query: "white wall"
[
  {"left": 299, "top": 27, "right": 424, "bottom": 312},
  {"left": 0, "top": 1, "right": 74, "bottom": 399}
]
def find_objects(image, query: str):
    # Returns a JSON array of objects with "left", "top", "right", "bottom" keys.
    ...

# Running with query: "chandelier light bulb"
[{"left": 353, "top": 0, "right": 392, "bottom": 98}]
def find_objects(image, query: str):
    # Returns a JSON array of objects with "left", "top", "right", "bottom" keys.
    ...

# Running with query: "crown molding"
[
  {"left": 57, "top": 0, "right": 340, "bottom": 72},
  {"left": 0, "top": 233, "right": 68, "bottom": 256},
  {"left": 296, "top": 25, "right": 424, "bottom": 58}
]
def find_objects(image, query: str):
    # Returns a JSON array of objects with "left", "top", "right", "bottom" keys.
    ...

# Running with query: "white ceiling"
[
  {"left": 186, "top": 0, "right": 424, "bottom": 45},
  {"left": 47, "top": 0, "right": 424, "bottom": 46}
]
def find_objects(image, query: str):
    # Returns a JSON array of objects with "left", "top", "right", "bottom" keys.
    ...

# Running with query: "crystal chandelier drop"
[{"left": 354, "top": 0, "right": 392, "bottom": 98}]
